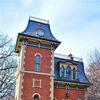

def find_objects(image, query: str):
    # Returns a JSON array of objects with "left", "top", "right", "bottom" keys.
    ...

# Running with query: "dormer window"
[
  {"left": 66, "top": 66, "right": 71, "bottom": 80},
  {"left": 59, "top": 62, "right": 78, "bottom": 80},
  {"left": 60, "top": 66, "right": 65, "bottom": 77},
  {"left": 73, "top": 68, "right": 76, "bottom": 80}
]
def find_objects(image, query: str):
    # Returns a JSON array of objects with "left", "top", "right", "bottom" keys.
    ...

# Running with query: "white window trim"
[
  {"left": 32, "top": 93, "right": 41, "bottom": 99},
  {"left": 33, "top": 78, "right": 42, "bottom": 88},
  {"left": 34, "top": 53, "right": 42, "bottom": 58},
  {"left": 54, "top": 97, "right": 57, "bottom": 100}
]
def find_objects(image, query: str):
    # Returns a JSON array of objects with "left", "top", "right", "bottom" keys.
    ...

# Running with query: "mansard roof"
[
  {"left": 54, "top": 55, "right": 91, "bottom": 86},
  {"left": 19, "top": 17, "right": 61, "bottom": 44}
]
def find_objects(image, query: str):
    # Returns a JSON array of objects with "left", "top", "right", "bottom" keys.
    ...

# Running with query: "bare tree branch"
[
  {"left": 86, "top": 49, "right": 100, "bottom": 100},
  {"left": 0, "top": 34, "right": 16, "bottom": 100}
]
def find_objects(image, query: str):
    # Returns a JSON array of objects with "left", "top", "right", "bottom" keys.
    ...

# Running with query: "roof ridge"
[{"left": 54, "top": 53, "right": 83, "bottom": 62}]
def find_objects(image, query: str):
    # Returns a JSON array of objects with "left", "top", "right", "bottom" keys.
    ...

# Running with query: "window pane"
[
  {"left": 66, "top": 66, "right": 71, "bottom": 80},
  {"left": 36, "top": 55, "right": 41, "bottom": 63},
  {"left": 73, "top": 68, "right": 76, "bottom": 80},
  {"left": 60, "top": 66, "right": 64, "bottom": 77},
  {"left": 35, "top": 64, "right": 40, "bottom": 72},
  {"left": 35, "top": 55, "right": 41, "bottom": 72},
  {"left": 34, "top": 94, "right": 39, "bottom": 100}
]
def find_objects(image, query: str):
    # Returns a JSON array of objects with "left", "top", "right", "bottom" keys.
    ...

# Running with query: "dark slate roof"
[
  {"left": 54, "top": 57, "right": 91, "bottom": 85},
  {"left": 19, "top": 19, "right": 60, "bottom": 43}
]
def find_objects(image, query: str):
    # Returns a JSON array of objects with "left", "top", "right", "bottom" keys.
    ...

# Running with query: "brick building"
[{"left": 15, "top": 17, "right": 91, "bottom": 100}]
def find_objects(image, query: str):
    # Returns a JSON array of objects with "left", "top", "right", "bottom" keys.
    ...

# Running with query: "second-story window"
[
  {"left": 66, "top": 66, "right": 71, "bottom": 80},
  {"left": 35, "top": 55, "right": 41, "bottom": 72}
]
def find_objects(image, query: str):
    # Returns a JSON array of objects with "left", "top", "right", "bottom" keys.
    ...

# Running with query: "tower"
[
  {"left": 15, "top": 16, "right": 91, "bottom": 100},
  {"left": 15, "top": 17, "right": 61, "bottom": 100}
]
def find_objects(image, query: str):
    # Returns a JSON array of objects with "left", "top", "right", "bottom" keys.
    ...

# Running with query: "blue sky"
[{"left": 0, "top": 0, "right": 100, "bottom": 66}]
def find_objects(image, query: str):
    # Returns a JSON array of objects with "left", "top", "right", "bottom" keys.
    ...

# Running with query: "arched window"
[
  {"left": 73, "top": 68, "right": 76, "bottom": 80},
  {"left": 66, "top": 66, "right": 71, "bottom": 80},
  {"left": 33, "top": 94, "right": 39, "bottom": 100},
  {"left": 60, "top": 66, "right": 65, "bottom": 77},
  {"left": 35, "top": 55, "right": 41, "bottom": 72},
  {"left": 53, "top": 97, "right": 57, "bottom": 100}
]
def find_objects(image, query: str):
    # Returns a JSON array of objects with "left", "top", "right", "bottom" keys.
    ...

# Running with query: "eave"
[
  {"left": 15, "top": 33, "right": 61, "bottom": 53},
  {"left": 54, "top": 80, "right": 91, "bottom": 87}
]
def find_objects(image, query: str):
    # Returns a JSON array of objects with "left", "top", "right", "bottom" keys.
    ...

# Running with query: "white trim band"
[{"left": 20, "top": 70, "right": 54, "bottom": 76}]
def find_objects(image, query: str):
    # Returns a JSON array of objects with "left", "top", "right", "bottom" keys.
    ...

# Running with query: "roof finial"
[{"left": 68, "top": 53, "right": 73, "bottom": 60}]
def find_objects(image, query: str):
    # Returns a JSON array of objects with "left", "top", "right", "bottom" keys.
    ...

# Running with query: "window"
[
  {"left": 66, "top": 66, "right": 71, "bottom": 80},
  {"left": 33, "top": 79, "right": 42, "bottom": 88},
  {"left": 60, "top": 66, "right": 65, "bottom": 77},
  {"left": 73, "top": 68, "right": 76, "bottom": 80},
  {"left": 35, "top": 55, "right": 41, "bottom": 72},
  {"left": 33, "top": 94, "right": 39, "bottom": 100},
  {"left": 53, "top": 97, "right": 57, "bottom": 100}
]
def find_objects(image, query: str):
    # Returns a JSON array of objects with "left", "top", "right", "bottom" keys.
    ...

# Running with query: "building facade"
[{"left": 15, "top": 17, "right": 90, "bottom": 100}]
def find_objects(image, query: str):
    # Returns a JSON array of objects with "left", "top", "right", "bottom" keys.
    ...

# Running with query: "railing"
[{"left": 29, "top": 16, "right": 49, "bottom": 24}]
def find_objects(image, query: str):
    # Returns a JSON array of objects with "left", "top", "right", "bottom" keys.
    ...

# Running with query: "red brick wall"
[
  {"left": 21, "top": 45, "right": 52, "bottom": 100},
  {"left": 24, "top": 46, "right": 52, "bottom": 73},
  {"left": 54, "top": 88, "right": 85, "bottom": 100},
  {"left": 21, "top": 74, "right": 51, "bottom": 100}
]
